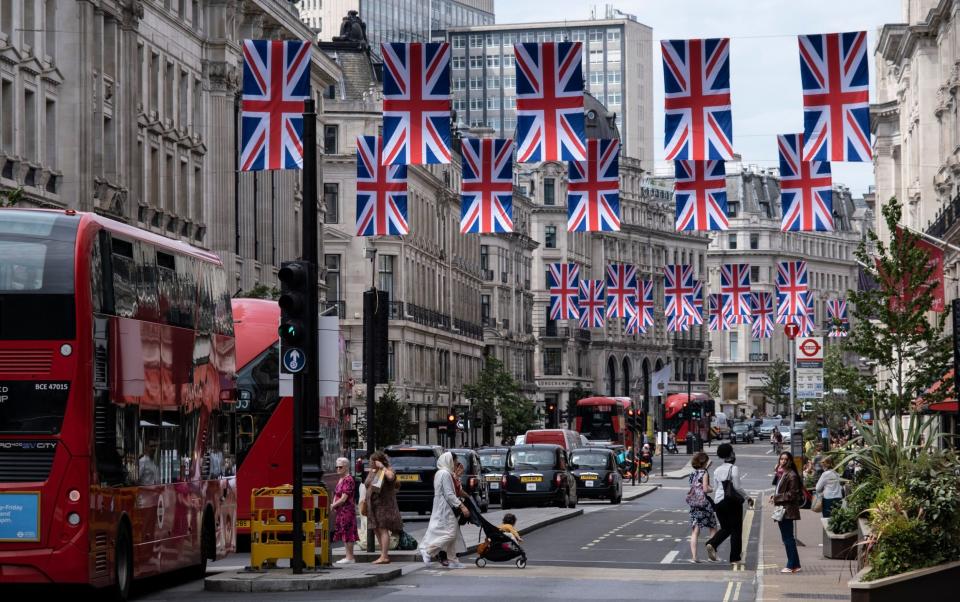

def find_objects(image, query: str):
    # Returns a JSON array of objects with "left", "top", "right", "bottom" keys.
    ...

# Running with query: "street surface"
[{"left": 132, "top": 442, "right": 780, "bottom": 601}]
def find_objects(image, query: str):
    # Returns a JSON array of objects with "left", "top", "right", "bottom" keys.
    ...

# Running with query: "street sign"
[
  {"left": 282, "top": 347, "right": 306, "bottom": 373},
  {"left": 784, "top": 323, "right": 800, "bottom": 339},
  {"left": 796, "top": 336, "right": 823, "bottom": 362},
  {"left": 796, "top": 367, "right": 824, "bottom": 398}
]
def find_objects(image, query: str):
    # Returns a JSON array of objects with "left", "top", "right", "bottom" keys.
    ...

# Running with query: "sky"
[{"left": 495, "top": 0, "right": 903, "bottom": 197}]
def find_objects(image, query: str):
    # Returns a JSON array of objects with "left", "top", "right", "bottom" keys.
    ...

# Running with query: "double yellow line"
[{"left": 722, "top": 580, "right": 743, "bottom": 602}]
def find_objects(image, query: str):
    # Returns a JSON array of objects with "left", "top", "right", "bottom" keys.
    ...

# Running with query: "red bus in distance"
[
  {"left": 574, "top": 396, "right": 637, "bottom": 449},
  {"left": 664, "top": 393, "right": 713, "bottom": 443},
  {"left": 0, "top": 209, "right": 237, "bottom": 599}
]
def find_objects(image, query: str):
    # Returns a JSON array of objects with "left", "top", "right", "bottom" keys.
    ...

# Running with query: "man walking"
[{"left": 705, "top": 443, "right": 752, "bottom": 565}]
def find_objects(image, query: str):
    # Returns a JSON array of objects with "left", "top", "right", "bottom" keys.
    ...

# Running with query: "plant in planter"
[
  {"left": 828, "top": 504, "right": 857, "bottom": 535},
  {"left": 823, "top": 503, "right": 858, "bottom": 560}
]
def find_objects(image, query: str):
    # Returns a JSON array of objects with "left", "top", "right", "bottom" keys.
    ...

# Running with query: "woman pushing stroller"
[{"left": 419, "top": 452, "right": 471, "bottom": 568}]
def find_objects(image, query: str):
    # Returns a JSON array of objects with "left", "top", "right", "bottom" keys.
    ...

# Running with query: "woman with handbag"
[
  {"left": 770, "top": 451, "right": 804, "bottom": 573},
  {"left": 363, "top": 451, "right": 403, "bottom": 564},
  {"left": 685, "top": 452, "right": 718, "bottom": 563},
  {"left": 814, "top": 457, "right": 843, "bottom": 517},
  {"left": 419, "top": 452, "right": 470, "bottom": 568},
  {"left": 705, "top": 444, "right": 753, "bottom": 564},
  {"left": 331, "top": 457, "right": 359, "bottom": 564}
]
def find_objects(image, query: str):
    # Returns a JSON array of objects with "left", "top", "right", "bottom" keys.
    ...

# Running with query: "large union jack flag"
[
  {"left": 240, "top": 40, "right": 311, "bottom": 171},
  {"left": 664, "top": 264, "right": 697, "bottom": 318},
  {"left": 514, "top": 42, "right": 586, "bottom": 162},
  {"left": 635, "top": 280, "right": 655, "bottom": 333},
  {"left": 568, "top": 139, "right": 620, "bottom": 232},
  {"left": 751, "top": 292, "right": 774, "bottom": 339},
  {"left": 460, "top": 138, "right": 514, "bottom": 234},
  {"left": 661, "top": 38, "right": 734, "bottom": 161},
  {"left": 381, "top": 42, "right": 451, "bottom": 165},
  {"left": 776, "top": 261, "right": 809, "bottom": 323},
  {"left": 675, "top": 160, "right": 729, "bottom": 231},
  {"left": 667, "top": 312, "right": 691, "bottom": 332},
  {"left": 709, "top": 294, "right": 734, "bottom": 331},
  {"left": 624, "top": 303, "right": 642, "bottom": 335},
  {"left": 799, "top": 31, "right": 871, "bottom": 162},
  {"left": 791, "top": 294, "right": 816, "bottom": 336},
  {"left": 778, "top": 133, "right": 834, "bottom": 231},
  {"left": 548, "top": 263, "right": 580, "bottom": 321},
  {"left": 356, "top": 136, "right": 409, "bottom": 236},
  {"left": 578, "top": 279, "right": 605, "bottom": 329},
  {"left": 605, "top": 264, "right": 637, "bottom": 319},
  {"left": 720, "top": 263, "right": 752, "bottom": 318}
]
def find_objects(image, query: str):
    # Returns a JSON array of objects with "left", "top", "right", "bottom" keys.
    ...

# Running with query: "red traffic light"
[
  {"left": 447, "top": 413, "right": 456, "bottom": 423},
  {"left": 627, "top": 408, "right": 635, "bottom": 416}
]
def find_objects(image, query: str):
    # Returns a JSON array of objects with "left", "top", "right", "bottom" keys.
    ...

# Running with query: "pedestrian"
[
  {"left": 139, "top": 440, "right": 160, "bottom": 485},
  {"left": 686, "top": 451, "right": 718, "bottom": 563},
  {"left": 331, "top": 457, "right": 359, "bottom": 564},
  {"left": 705, "top": 443, "right": 753, "bottom": 565},
  {"left": 770, "top": 451, "right": 804, "bottom": 573},
  {"left": 814, "top": 457, "right": 843, "bottom": 518},
  {"left": 419, "top": 452, "right": 470, "bottom": 568},
  {"left": 363, "top": 451, "right": 403, "bottom": 564}
]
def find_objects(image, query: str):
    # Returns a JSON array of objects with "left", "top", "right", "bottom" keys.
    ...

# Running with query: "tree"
[
  {"left": 848, "top": 196, "right": 952, "bottom": 418},
  {"left": 806, "top": 343, "right": 872, "bottom": 438},
  {"left": 358, "top": 385, "right": 409, "bottom": 448},
  {"left": 567, "top": 383, "right": 592, "bottom": 428},
  {"left": 707, "top": 367, "right": 720, "bottom": 399},
  {"left": 236, "top": 284, "right": 280, "bottom": 300},
  {"left": 463, "top": 356, "right": 536, "bottom": 445},
  {"left": 498, "top": 394, "right": 538, "bottom": 444},
  {"left": 0, "top": 187, "right": 23, "bottom": 207},
  {"left": 761, "top": 359, "right": 790, "bottom": 417}
]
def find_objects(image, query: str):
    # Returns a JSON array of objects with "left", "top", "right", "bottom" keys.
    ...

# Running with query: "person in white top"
[
  {"left": 705, "top": 443, "right": 753, "bottom": 564},
  {"left": 815, "top": 457, "right": 844, "bottom": 517}
]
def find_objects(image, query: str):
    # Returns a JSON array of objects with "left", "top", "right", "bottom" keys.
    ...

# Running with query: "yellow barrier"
[{"left": 249, "top": 485, "right": 330, "bottom": 569}]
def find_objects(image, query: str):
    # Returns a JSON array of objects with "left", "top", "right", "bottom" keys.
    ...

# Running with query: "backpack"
[{"left": 685, "top": 470, "right": 708, "bottom": 507}]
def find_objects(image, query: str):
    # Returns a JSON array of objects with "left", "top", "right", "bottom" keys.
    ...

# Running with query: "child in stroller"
[{"left": 469, "top": 498, "right": 527, "bottom": 568}]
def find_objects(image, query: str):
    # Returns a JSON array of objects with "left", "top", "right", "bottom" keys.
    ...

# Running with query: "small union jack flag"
[
  {"left": 688, "top": 281, "right": 704, "bottom": 325},
  {"left": 548, "top": 263, "right": 580, "bottom": 321},
  {"left": 635, "top": 280, "right": 655, "bottom": 333},
  {"left": 664, "top": 264, "right": 697, "bottom": 319},
  {"left": 240, "top": 40, "right": 311, "bottom": 171},
  {"left": 578, "top": 279, "right": 605, "bottom": 329},
  {"left": 720, "top": 263, "right": 752, "bottom": 318},
  {"left": 709, "top": 294, "right": 734, "bottom": 332},
  {"left": 568, "top": 139, "right": 620, "bottom": 232},
  {"left": 799, "top": 31, "right": 871, "bottom": 162},
  {"left": 661, "top": 38, "right": 734, "bottom": 161},
  {"left": 625, "top": 302, "right": 642, "bottom": 335},
  {"left": 826, "top": 298, "right": 849, "bottom": 336},
  {"left": 605, "top": 264, "right": 637, "bottom": 319},
  {"left": 514, "top": 42, "right": 586, "bottom": 162},
  {"left": 356, "top": 136, "right": 408, "bottom": 236},
  {"left": 776, "top": 261, "right": 809, "bottom": 323},
  {"left": 381, "top": 42, "right": 451, "bottom": 165},
  {"left": 675, "top": 160, "right": 729, "bottom": 231},
  {"left": 751, "top": 292, "right": 774, "bottom": 339},
  {"left": 778, "top": 133, "right": 833, "bottom": 232},
  {"left": 460, "top": 138, "right": 514, "bottom": 234},
  {"left": 667, "top": 312, "right": 691, "bottom": 332},
  {"left": 791, "top": 294, "right": 816, "bottom": 336}
]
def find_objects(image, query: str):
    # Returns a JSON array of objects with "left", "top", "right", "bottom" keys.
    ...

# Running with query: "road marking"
[
  {"left": 722, "top": 580, "right": 734, "bottom": 602},
  {"left": 734, "top": 581, "right": 742, "bottom": 600},
  {"left": 660, "top": 550, "right": 679, "bottom": 564},
  {"left": 740, "top": 507, "right": 755, "bottom": 565}
]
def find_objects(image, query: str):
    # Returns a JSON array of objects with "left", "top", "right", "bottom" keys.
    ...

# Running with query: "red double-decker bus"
[
  {"left": 664, "top": 393, "right": 713, "bottom": 443},
  {"left": 574, "top": 397, "right": 637, "bottom": 448},
  {"left": 230, "top": 299, "right": 340, "bottom": 547},
  {"left": 0, "top": 209, "right": 236, "bottom": 599}
]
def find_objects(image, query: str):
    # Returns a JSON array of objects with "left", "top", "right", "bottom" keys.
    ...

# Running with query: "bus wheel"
[
  {"left": 112, "top": 522, "right": 133, "bottom": 602},
  {"left": 196, "top": 509, "right": 215, "bottom": 579}
]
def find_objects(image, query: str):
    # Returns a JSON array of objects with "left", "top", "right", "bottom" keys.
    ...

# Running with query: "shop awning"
[{"left": 913, "top": 369, "right": 958, "bottom": 413}]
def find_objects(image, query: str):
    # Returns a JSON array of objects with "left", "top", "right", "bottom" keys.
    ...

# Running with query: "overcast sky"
[{"left": 495, "top": 0, "right": 903, "bottom": 197}]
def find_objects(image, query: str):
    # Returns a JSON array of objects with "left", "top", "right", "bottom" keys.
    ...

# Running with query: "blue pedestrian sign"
[{"left": 282, "top": 347, "right": 306, "bottom": 373}]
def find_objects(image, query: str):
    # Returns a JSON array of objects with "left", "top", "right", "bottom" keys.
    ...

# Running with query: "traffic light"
[
  {"left": 278, "top": 261, "right": 309, "bottom": 347},
  {"left": 546, "top": 402, "right": 557, "bottom": 428},
  {"left": 626, "top": 408, "right": 639, "bottom": 431},
  {"left": 447, "top": 412, "right": 457, "bottom": 427}
]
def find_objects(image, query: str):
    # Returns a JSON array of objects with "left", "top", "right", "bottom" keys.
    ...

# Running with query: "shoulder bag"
[
  {"left": 721, "top": 465, "right": 745, "bottom": 506},
  {"left": 771, "top": 474, "right": 786, "bottom": 521}
]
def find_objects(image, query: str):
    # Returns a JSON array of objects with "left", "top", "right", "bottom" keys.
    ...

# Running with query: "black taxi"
[
  {"left": 450, "top": 448, "right": 490, "bottom": 513},
  {"left": 384, "top": 445, "right": 443, "bottom": 513},
  {"left": 477, "top": 446, "right": 509, "bottom": 505},
  {"left": 570, "top": 447, "right": 622, "bottom": 504},
  {"left": 500, "top": 444, "right": 577, "bottom": 510}
]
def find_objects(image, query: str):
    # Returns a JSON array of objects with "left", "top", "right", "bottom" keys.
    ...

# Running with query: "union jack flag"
[
  {"left": 381, "top": 42, "right": 451, "bottom": 165},
  {"left": 605, "top": 264, "right": 637, "bottom": 319},
  {"left": 460, "top": 138, "right": 514, "bottom": 234},
  {"left": 826, "top": 298, "right": 849, "bottom": 336},
  {"left": 514, "top": 42, "right": 586, "bottom": 162},
  {"left": 751, "top": 292, "right": 774, "bottom": 339},
  {"left": 664, "top": 264, "right": 697, "bottom": 318},
  {"left": 661, "top": 38, "right": 734, "bottom": 161},
  {"left": 356, "top": 136, "right": 408, "bottom": 236},
  {"left": 709, "top": 294, "right": 734, "bottom": 331},
  {"left": 720, "top": 263, "right": 752, "bottom": 318},
  {"left": 791, "top": 294, "right": 816, "bottom": 336},
  {"left": 776, "top": 261, "right": 809, "bottom": 323},
  {"left": 675, "top": 160, "right": 729, "bottom": 231},
  {"left": 667, "top": 312, "right": 691, "bottom": 332},
  {"left": 568, "top": 139, "right": 620, "bottom": 232},
  {"left": 578, "top": 279, "right": 605, "bottom": 329},
  {"left": 625, "top": 303, "right": 642, "bottom": 335},
  {"left": 798, "top": 31, "right": 871, "bottom": 162},
  {"left": 240, "top": 40, "right": 311, "bottom": 171},
  {"left": 548, "top": 263, "right": 580, "bottom": 321},
  {"left": 688, "top": 281, "right": 704, "bottom": 325},
  {"left": 778, "top": 133, "right": 833, "bottom": 232},
  {"left": 635, "top": 280, "right": 655, "bottom": 333}
]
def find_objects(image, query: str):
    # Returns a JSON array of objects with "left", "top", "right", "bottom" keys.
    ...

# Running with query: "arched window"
[
  {"left": 606, "top": 357, "right": 617, "bottom": 397},
  {"left": 622, "top": 357, "right": 631, "bottom": 398}
]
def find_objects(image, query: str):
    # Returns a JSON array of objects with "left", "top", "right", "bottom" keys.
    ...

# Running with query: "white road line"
[
  {"left": 660, "top": 550, "right": 679, "bottom": 564},
  {"left": 734, "top": 581, "right": 743, "bottom": 600},
  {"left": 722, "top": 580, "right": 734, "bottom": 602}
]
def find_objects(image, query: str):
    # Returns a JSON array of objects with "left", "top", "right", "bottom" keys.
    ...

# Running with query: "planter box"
[
  {"left": 821, "top": 518, "right": 857, "bottom": 560},
  {"left": 850, "top": 561, "right": 960, "bottom": 602},
  {"left": 856, "top": 517, "right": 872, "bottom": 570}
]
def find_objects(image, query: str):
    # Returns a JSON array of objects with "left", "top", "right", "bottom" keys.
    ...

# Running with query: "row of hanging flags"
[{"left": 548, "top": 260, "right": 850, "bottom": 338}]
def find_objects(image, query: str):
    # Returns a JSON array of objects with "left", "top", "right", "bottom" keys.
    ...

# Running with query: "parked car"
[
  {"left": 477, "top": 447, "right": 509, "bottom": 505},
  {"left": 758, "top": 418, "right": 783, "bottom": 440},
  {"left": 384, "top": 445, "right": 443, "bottom": 514},
  {"left": 523, "top": 428, "right": 582, "bottom": 451},
  {"left": 570, "top": 447, "right": 622, "bottom": 504},
  {"left": 449, "top": 448, "right": 490, "bottom": 513},
  {"left": 730, "top": 422, "right": 755, "bottom": 444},
  {"left": 500, "top": 444, "right": 577, "bottom": 510}
]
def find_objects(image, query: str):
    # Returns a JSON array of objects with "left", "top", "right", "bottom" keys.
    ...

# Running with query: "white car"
[{"left": 778, "top": 426, "right": 792, "bottom": 442}]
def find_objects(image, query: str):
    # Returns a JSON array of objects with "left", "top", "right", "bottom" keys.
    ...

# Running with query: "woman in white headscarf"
[{"left": 418, "top": 451, "right": 470, "bottom": 568}]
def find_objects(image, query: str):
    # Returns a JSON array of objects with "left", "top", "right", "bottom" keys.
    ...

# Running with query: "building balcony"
[
  {"left": 481, "top": 269, "right": 495, "bottom": 281},
  {"left": 386, "top": 300, "right": 483, "bottom": 340},
  {"left": 926, "top": 192, "right": 960, "bottom": 239},
  {"left": 672, "top": 338, "right": 705, "bottom": 351},
  {"left": 575, "top": 328, "right": 591, "bottom": 342},
  {"left": 539, "top": 326, "right": 570, "bottom": 339},
  {"left": 749, "top": 352, "right": 769, "bottom": 362}
]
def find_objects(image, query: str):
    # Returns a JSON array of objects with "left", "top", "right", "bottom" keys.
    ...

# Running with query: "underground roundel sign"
[{"left": 796, "top": 336, "right": 823, "bottom": 362}]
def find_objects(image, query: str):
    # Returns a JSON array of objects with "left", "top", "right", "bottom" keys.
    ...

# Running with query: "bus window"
[
  {"left": 135, "top": 242, "right": 160, "bottom": 322},
  {"left": 173, "top": 255, "right": 197, "bottom": 329},
  {"left": 111, "top": 238, "right": 138, "bottom": 317}
]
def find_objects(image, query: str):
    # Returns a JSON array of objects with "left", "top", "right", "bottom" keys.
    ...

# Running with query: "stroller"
[{"left": 464, "top": 496, "right": 527, "bottom": 569}]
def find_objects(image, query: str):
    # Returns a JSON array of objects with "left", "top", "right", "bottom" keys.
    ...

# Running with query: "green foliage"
[
  {"left": 707, "top": 367, "right": 719, "bottom": 399},
  {"left": 0, "top": 187, "right": 23, "bottom": 207},
  {"left": 236, "top": 284, "right": 280, "bottom": 300},
  {"left": 760, "top": 359, "right": 790, "bottom": 416},
  {"left": 827, "top": 503, "right": 857, "bottom": 535},
  {"left": 358, "top": 385, "right": 409, "bottom": 448},
  {"left": 567, "top": 383, "right": 591, "bottom": 427},
  {"left": 840, "top": 410, "right": 943, "bottom": 486},
  {"left": 463, "top": 356, "right": 536, "bottom": 444},
  {"left": 498, "top": 395, "right": 538, "bottom": 443},
  {"left": 845, "top": 477, "right": 881, "bottom": 517}
]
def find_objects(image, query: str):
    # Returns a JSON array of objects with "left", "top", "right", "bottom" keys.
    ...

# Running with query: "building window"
[
  {"left": 544, "top": 348, "right": 562, "bottom": 375},
  {"left": 452, "top": 77, "right": 465, "bottom": 91},
  {"left": 504, "top": 117, "right": 516, "bottom": 131},
  {"left": 728, "top": 234, "right": 737, "bottom": 250},
  {"left": 325, "top": 254, "right": 341, "bottom": 301},
  {"left": 572, "top": 30, "right": 586, "bottom": 42},
  {"left": 480, "top": 244, "right": 489, "bottom": 270},
  {"left": 503, "top": 75, "right": 516, "bottom": 88},
  {"left": 469, "top": 55, "right": 483, "bottom": 69},
  {"left": 453, "top": 98, "right": 466, "bottom": 112},
  {"left": 469, "top": 97, "right": 483, "bottom": 111},
  {"left": 486, "top": 55, "right": 500, "bottom": 68},
  {"left": 486, "top": 33, "right": 499, "bottom": 47},
  {"left": 607, "top": 93, "right": 621, "bottom": 106},
  {"left": 607, "top": 71, "right": 621, "bottom": 84},
  {"left": 453, "top": 36, "right": 465, "bottom": 49},
  {"left": 750, "top": 233, "right": 759, "bottom": 250},
  {"left": 728, "top": 201, "right": 739, "bottom": 217},
  {"left": 607, "top": 29, "right": 621, "bottom": 41},
  {"left": 729, "top": 331, "right": 739, "bottom": 361},
  {"left": 607, "top": 50, "right": 621, "bottom": 63},
  {"left": 545, "top": 225, "right": 557, "bottom": 248},
  {"left": 750, "top": 265, "right": 760, "bottom": 282},
  {"left": 378, "top": 255, "right": 395, "bottom": 300},
  {"left": 486, "top": 96, "right": 499, "bottom": 110},
  {"left": 589, "top": 29, "right": 603, "bottom": 42},
  {"left": 323, "top": 183, "right": 338, "bottom": 224},
  {"left": 590, "top": 72, "right": 603, "bottom": 85},
  {"left": 487, "top": 76, "right": 500, "bottom": 89},
  {"left": 503, "top": 54, "right": 515, "bottom": 68},
  {"left": 387, "top": 341, "right": 396, "bottom": 381},
  {"left": 452, "top": 56, "right": 465, "bottom": 70},
  {"left": 751, "top": 339, "right": 761, "bottom": 356},
  {"left": 323, "top": 124, "right": 338, "bottom": 154},
  {"left": 544, "top": 177, "right": 555, "bottom": 205},
  {"left": 469, "top": 34, "right": 483, "bottom": 48},
  {"left": 470, "top": 77, "right": 483, "bottom": 90},
  {"left": 504, "top": 95, "right": 516, "bottom": 109},
  {"left": 537, "top": 32, "right": 551, "bottom": 43},
  {"left": 589, "top": 49, "right": 603, "bottom": 63},
  {"left": 481, "top": 294, "right": 490, "bottom": 325}
]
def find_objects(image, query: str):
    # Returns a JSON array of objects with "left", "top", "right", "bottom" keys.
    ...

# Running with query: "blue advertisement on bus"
[{"left": 0, "top": 492, "right": 40, "bottom": 541}]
